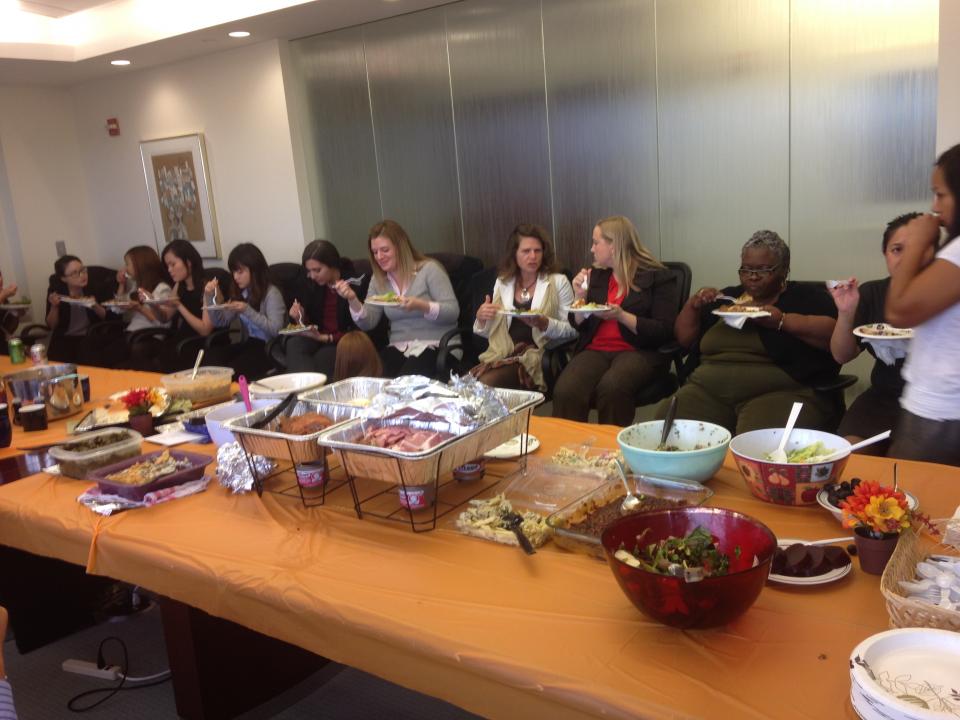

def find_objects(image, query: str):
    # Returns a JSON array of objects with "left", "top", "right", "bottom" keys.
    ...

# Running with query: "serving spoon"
[
  {"left": 615, "top": 459, "right": 641, "bottom": 513},
  {"left": 657, "top": 396, "right": 678, "bottom": 451},
  {"left": 769, "top": 402, "right": 803, "bottom": 463}
]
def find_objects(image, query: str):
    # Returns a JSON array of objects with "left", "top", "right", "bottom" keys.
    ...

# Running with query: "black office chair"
[
  {"left": 436, "top": 265, "right": 498, "bottom": 378},
  {"left": 426, "top": 253, "right": 483, "bottom": 378}
]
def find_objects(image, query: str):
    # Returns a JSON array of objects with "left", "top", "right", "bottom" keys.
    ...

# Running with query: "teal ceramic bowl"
[{"left": 616, "top": 420, "right": 731, "bottom": 484}]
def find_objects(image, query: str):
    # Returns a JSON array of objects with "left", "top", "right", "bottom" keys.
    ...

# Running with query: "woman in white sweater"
[{"left": 472, "top": 223, "right": 576, "bottom": 390}]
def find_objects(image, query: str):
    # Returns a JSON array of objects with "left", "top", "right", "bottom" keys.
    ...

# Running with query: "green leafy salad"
[
  {"left": 614, "top": 526, "right": 738, "bottom": 578},
  {"left": 767, "top": 441, "right": 834, "bottom": 463}
]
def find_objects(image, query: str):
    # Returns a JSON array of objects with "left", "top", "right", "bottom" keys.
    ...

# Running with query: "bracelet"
[{"left": 777, "top": 312, "right": 786, "bottom": 331}]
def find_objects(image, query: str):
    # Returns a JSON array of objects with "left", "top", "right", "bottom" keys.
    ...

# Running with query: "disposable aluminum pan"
[
  {"left": 317, "top": 388, "right": 544, "bottom": 486},
  {"left": 224, "top": 399, "right": 334, "bottom": 463},
  {"left": 297, "top": 377, "right": 389, "bottom": 425}
]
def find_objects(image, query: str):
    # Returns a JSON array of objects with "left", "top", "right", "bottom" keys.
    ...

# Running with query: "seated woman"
[
  {"left": 828, "top": 213, "right": 930, "bottom": 454},
  {"left": 153, "top": 240, "right": 208, "bottom": 371},
  {"left": 103, "top": 246, "right": 172, "bottom": 368},
  {"left": 471, "top": 223, "right": 576, "bottom": 390},
  {"left": 45, "top": 255, "right": 108, "bottom": 365},
  {"left": 659, "top": 230, "right": 840, "bottom": 434},
  {"left": 886, "top": 143, "right": 960, "bottom": 466},
  {"left": 333, "top": 330, "right": 383, "bottom": 381},
  {"left": 201, "top": 243, "right": 285, "bottom": 380},
  {"left": 334, "top": 220, "right": 459, "bottom": 378},
  {"left": 284, "top": 240, "right": 366, "bottom": 378},
  {"left": 553, "top": 216, "right": 679, "bottom": 426}
]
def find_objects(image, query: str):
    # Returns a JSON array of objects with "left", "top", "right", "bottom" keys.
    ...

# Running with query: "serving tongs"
[
  {"left": 503, "top": 512, "right": 536, "bottom": 555},
  {"left": 250, "top": 392, "right": 297, "bottom": 430}
]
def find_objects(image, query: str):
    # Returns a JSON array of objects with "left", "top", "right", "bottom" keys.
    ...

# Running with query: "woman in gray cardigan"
[
  {"left": 202, "top": 243, "right": 285, "bottom": 380},
  {"left": 334, "top": 220, "right": 459, "bottom": 378}
]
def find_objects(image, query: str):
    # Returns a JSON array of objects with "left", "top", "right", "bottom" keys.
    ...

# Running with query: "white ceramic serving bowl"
[{"left": 249, "top": 372, "right": 327, "bottom": 399}]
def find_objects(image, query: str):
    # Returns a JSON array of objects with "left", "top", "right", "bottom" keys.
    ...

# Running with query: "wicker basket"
[{"left": 880, "top": 526, "right": 960, "bottom": 631}]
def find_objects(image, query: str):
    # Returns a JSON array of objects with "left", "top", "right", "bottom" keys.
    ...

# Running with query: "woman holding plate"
[
  {"left": 886, "top": 143, "right": 960, "bottom": 465},
  {"left": 45, "top": 255, "right": 108, "bottom": 364},
  {"left": 471, "top": 223, "right": 576, "bottom": 390},
  {"left": 659, "top": 230, "right": 839, "bottom": 434},
  {"left": 827, "top": 213, "right": 930, "bottom": 453},
  {"left": 552, "top": 215, "right": 678, "bottom": 425},
  {"left": 334, "top": 219, "right": 458, "bottom": 378}
]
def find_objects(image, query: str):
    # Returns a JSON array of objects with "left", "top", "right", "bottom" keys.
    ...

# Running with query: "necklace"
[{"left": 518, "top": 277, "right": 537, "bottom": 303}]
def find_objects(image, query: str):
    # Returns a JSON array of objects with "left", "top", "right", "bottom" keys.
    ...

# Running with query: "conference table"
[{"left": 0, "top": 357, "right": 955, "bottom": 720}]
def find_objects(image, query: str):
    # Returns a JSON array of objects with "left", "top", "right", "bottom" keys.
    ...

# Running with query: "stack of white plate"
[{"left": 849, "top": 628, "right": 960, "bottom": 719}]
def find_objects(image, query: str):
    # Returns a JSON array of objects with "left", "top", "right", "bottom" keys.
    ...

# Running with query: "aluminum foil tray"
[
  {"left": 298, "top": 376, "right": 389, "bottom": 425},
  {"left": 317, "top": 388, "right": 543, "bottom": 485}
]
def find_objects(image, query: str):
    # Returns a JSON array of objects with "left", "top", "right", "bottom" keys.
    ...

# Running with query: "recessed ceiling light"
[
  {"left": 228, "top": 31, "right": 250, "bottom": 38},
  {"left": 110, "top": 59, "right": 131, "bottom": 66}
]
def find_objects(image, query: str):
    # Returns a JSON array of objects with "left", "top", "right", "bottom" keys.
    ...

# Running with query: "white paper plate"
[
  {"left": 145, "top": 430, "right": 208, "bottom": 446},
  {"left": 59, "top": 296, "right": 96, "bottom": 306},
  {"left": 853, "top": 323, "right": 914, "bottom": 340},
  {"left": 278, "top": 325, "right": 317, "bottom": 335},
  {"left": 0, "top": 303, "right": 30, "bottom": 311},
  {"left": 816, "top": 487, "right": 919, "bottom": 524},
  {"left": 850, "top": 628, "right": 960, "bottom": 719},
  {"left": 569, "top": 304, "right": 612, "bottom": 314},
  {"left": 767, "top": 538, "right": 853, "bottom": 586},
  {"left": 249, "top": 372, "right": 327, "bottom": 398},
  {"left": 484, "top": 434, "right": 540, "bottom": 459},
  {"left": 103, "top": 301, "right": 133, "bottom": 313},
  {"left": 365, "top": 298, "right": 402, "bottom": 307},
  {"left": 497, "top": 309, "right": 541, "bottom": 318},
  {"left": 202, "top": 305, "right": 230, "bottom": 311},
  {"left": 712, "top": 309, "right": 771, "bottom": 319}
]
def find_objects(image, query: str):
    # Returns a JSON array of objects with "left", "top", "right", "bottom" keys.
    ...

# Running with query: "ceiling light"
[
  {"left": 110, "top": 59, "right": 131, "bottom": 66},
  {"left": 228, "top": 31, "right": 250, "bottom": 38}
]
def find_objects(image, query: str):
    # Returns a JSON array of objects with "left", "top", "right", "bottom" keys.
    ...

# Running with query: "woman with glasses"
[
  {"left": 885, "top": 143, "right": 960, "bottom": 465},
  {"left": 552, "top": 216, "right": 679, "bottom": 425},
  {"left": 659, "top": 230, "right": 840, "bottom": 434},
  {"left": 45, "top": 255, "right": 107, "bottom": 364}
]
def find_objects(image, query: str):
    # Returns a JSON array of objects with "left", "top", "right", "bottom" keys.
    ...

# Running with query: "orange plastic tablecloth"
[{"left": 1, "top": 358, "right": 957, "bottom": 719}]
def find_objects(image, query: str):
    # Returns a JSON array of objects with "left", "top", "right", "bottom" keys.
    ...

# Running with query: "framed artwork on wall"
[{"left": 139, "top": 133, "right": 221, "bottom": 259}]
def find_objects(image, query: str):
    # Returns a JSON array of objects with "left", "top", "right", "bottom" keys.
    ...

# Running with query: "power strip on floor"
[{"left": 62, "top": 659, "right": 122, "bottom": 681}]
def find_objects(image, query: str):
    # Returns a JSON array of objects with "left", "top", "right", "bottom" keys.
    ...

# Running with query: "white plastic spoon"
[
  {"left": 819, "top": 430, "right": 892, "bottom": 462},
  {"left": 769, "top": 401, "right": 803, "bottom": 463}
]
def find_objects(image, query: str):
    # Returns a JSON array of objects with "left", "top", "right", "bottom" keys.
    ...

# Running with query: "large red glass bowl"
[{"left": 601, "top": 507, "right": 777, "bottom": 628}]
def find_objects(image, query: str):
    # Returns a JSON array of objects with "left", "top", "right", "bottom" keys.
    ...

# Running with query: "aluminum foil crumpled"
[
  {"left": 216, "top": 441, "right": 276, "bottom": 494},
  {"left": 360, "top": 373, "right": 508, "bottom": 433}
]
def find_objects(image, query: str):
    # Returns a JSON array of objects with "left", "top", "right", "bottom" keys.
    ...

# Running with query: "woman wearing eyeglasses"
[
  {"left": 45, "top": 255, "right": 107, "bottom": 364},
  {"left": 659, "top": 230, "right": 840, "bottom": 434}
]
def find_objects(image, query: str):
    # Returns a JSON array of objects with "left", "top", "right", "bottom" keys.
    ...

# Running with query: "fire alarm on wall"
[{"left": 106, "top": 118, "right": 120, "bottom": 136}]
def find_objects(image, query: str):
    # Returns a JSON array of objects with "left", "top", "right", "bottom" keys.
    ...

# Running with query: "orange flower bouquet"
[
  {"left": 121, "top": 387, "right": 164, "bottom": 417},
  {"left": 840, "top": 480, "right": 934, "bottom": 539}
]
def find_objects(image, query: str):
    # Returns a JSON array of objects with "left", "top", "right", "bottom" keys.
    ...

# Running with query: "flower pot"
[
  {"left": 853, "top": 527, "right": 900, "bottom": 575},
  {"left": 128, "top": 413, "right": 154, "bottom": 436}
]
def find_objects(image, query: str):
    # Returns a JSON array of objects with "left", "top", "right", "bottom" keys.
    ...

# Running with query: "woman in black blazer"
[
  {"left": 553, "top": 216, "right": 679, "bottom": 425},
  {"left": 285, "top": 240, "right": 368, "bottom": 378}
]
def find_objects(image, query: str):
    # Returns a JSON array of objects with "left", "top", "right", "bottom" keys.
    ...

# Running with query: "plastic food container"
[
  {"left": 89, "top": 449, "right": 212, "bottom": 501},
  {"left": 49, "top": 428, "right": 143, "bottom": 480},
  {"left": 160, "top": 366, "right": 233, "bottom": 406},
  {"left": 546, "top": 474, "right": 714, "bottom": 559}
]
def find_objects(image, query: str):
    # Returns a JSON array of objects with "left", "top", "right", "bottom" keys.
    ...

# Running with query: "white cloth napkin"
[{"left": 862, "top": 338, "right": 910, "bottom": 365}]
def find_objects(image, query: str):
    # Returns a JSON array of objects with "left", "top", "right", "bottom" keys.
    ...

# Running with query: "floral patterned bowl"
[{"left": 729, "top": 428, "right": 850, "bottom": 506}]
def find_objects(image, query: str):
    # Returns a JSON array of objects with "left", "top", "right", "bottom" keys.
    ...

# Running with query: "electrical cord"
[{"left": 66, "top": 636, "right": 171, "bottom": 713}]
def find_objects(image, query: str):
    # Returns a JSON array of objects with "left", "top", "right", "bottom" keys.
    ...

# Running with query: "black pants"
[
  {"left": 381, "top": 346, "right": 439, "bottom": 379},
  {"left": 283, "top": 336, "right": 338, "bottom": 377},
  {"left": 888, "top": 408, "right": 960, "bottom": 467},
  {"left": 553, "top": 349, "right": 666, "bottom": 426},
  {"left": 206, "top": 338, "right": 274, "bottom": 381}
]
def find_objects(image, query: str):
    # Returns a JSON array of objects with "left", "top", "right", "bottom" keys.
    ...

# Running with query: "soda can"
[
  {"left": 29, "top": 342, "right": 48, "bottom": 365},
  {"left": 7, "top": 338, "right": 25, "bottom": 364}
]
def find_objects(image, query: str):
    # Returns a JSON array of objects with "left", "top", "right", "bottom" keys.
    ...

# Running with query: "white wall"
[
  {"left": 69, "top": 39, "right": 305, "bottom": 268},
  {"left": 0, "top": 84, "right": 98, "bottom": 322},
  {"left": 938, "top": 0, "right": 960, "bottom": 152}
]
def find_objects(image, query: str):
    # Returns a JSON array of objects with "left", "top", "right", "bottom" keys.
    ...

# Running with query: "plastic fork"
[{"left": 344, "top": 274, "right": 365, "bottom": 286}]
